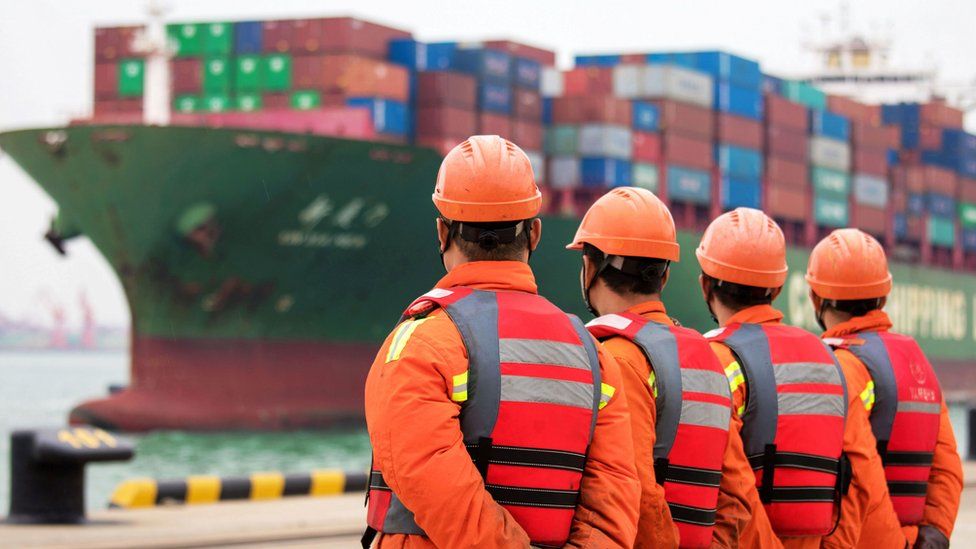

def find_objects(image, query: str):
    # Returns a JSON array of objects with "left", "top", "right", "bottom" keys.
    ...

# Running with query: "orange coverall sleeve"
[
  {"left": 365, "top": 312, "right": 531, "bottom": 548},
  {"left": 603, "top": 337, "right": 678, "bottom": 549},
  {"left": 566, "top": 340, "right": 642, "bottom": 548},
  {"left": 906, "top": 400, "right": 963, "bottom": 542}
]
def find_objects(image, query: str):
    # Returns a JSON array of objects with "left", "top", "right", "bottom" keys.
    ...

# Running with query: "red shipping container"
[
  {"left": 766, "top": 182, "right": 810, "bottom": 222},
  {"left": 512, "top": 121, "right": 544, "bottom": 150},
  {"left": 765, "top": 94, "right": 807, "bottom": 131},
  {"left": 827, "top": 95, "right": 880, "bottom": 125},
  {"left": 654, "top": 100, "right": 714, "bottom": 140},
  {"left": 415, "top": 106, "right": 477, "bottom": 137},
  {"left": 919, "top": 125, "right": 943, "bottom": 150},
  {"left": 263, "top": 93, "right": 291, "bottom": 110},
  {"left": 94, "top": 63, "right": 118, "bottom": 100},
  {"left": 716, "top": 113, "right": 762, "bottom": 149},
  {"left": 203, "top": 109, "right": 375, "bottom": 139},
  {"left": 93, "top": 98, "right": 142, "bottom": 116},
  {"left": 633, "top": 132, "right": 662, "bottom": 163},
  {"left": 619, "top": 53, "right": 648, "bottom": 64},
  {"left": 765, "top": 126, "right": 809, "bottom": 162},
  {"left": 921, "top": 101, "right": 964, "bottom": 129},
  {"left": 171, "top": 58, "right": 203, "bottom": 94},
  {"left": 851, "top": 203, "right": 887, "bottom": 235},
  {"left": 551, "top": 97, "right": 631, "bottom": 126},
  {"left": 562, "top": 67, "right": 614, "bottom": 96},
  {"left": 850, "top": 123, "right": 889, "bottom": 150},
  {"left": 891, "top": 188, "right": 907, "bottom": 211},
  {"left": 885, "top": 125, "right": 901, "bottom": 149},
  {"left": 663, "top": 133, "right": 713, "bottom": 170},
  {"left": 923, "top": 166, "right": 958, "bottom": 196},
  {"left": 290, "top": 19, "right": 324, "bottom": 54},
  {"left": 319, "top": 18, "right": 411, "bottom": 59},
  {"left": 478, "top": 112, "right": 512, "bottom": 138},
  {"left": 94, "top": 26, "right": 141, "bottom": 62},
  {"left": 484, "top": 40, "right": 556, "bottom": 66},
  {"left": 902, "top": 166, "right": 925, "bottom": 193},
  {"left": 262, "top": 20, "right": 295, "bottom": 53},
  {"left": 291, "top": 55, "right": 322, "bottom": 89},
  {"left": 766, "top": 157, "right": 809, "bottom": 188},
  {"left": 416, "top": 72, "right": 476, "bottom": 109},
  {"left": 417, "top": 135, "right": 465, "bottom": 157},
  {"left": 961, "top": 177, "right": 976, "bottom": 203},
  {"left": 852, "top": 150, "right": 888, "bottom": 176},
  {"left": 512, "top": 89, "right": 543, "bottom": 120},
  {"left": 317, "top": 55, "right": 409, "bottom": 101}
]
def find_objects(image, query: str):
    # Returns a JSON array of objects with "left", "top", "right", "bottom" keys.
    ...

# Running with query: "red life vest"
[
  {"left": 365, "top": 286, "right": 603, "bottom": 548},
  {"left": 707, "top": 322, "right": 848, "bottom": 537},
  {"left": 588, "top": 312, "right": 731, "bottom": 549},
  {"left": 824, "top": 330, "right": 942, "bottom": 525}
]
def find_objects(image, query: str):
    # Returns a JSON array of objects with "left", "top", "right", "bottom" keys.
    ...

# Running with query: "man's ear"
[
  {"left": 528, "top": 218, "right": 542, "bottom": 251},
  {"left": 436, "top": 218, "right": 450, "bottom": 252}
]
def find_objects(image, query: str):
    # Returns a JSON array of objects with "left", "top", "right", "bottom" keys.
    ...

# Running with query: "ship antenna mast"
[{"left": 132, "top": 0, "right": 174, "bottom": 126}]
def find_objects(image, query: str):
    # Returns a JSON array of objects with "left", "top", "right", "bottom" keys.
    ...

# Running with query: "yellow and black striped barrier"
[{"left": 110, "top": 469, "right": 367, "bottom": 509}]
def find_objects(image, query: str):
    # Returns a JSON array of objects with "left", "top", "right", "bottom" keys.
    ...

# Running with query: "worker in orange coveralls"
[
  {"left": 567, "top": 187, "right": 775, "bottom": 548},
  {"left": 808, "top": 228, "right": 962, "bottom": 549},
  {"left": 362, "top": 135, "right": 640, "bottom": 548},
  {"left": 697, "top": 208, "right": 904, "bottom": 548}
]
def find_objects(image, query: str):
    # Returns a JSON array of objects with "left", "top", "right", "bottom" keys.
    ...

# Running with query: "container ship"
[{"left": 1, "top": 10, "right": 975, "bottom": 431}]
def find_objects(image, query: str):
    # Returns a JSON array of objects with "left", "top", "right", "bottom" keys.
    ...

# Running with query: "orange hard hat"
[
  {"left": 806, "top": 228, "right": 892, "bottom": 300},
  {"left": 432, "top": 135, "right": 542, "bottom": 222},
  {"left": 696, "top": 207, "right": 788, "bottom": 288},
  {"left": 566, "top": 187, "right": 680, "bottom": 261}
]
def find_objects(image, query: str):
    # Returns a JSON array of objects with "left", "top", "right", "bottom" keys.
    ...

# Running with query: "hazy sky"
[{"left": 1, "top": 0, "right": 974, "bottom": 328}]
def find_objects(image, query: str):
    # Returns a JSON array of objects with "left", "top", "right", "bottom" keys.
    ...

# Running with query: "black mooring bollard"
[{"left": 7, "top": 428, "right": 134, "bottom": 524}]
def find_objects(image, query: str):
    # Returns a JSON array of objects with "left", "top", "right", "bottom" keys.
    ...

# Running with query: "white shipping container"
[
  {"left": 578, "top": 124, "right": 633, "bottom": 159},
  {"left": 549, "top": 156, "right": 581, "bottom": 189},
  {"left": 632, "top": 162, "right": 660, "bottom": 192},
  {"left": 853, "top": 174, "right": 890, "bottom": 208},
  {"left": 638, "top": 66, "right": 713, "bottom": 108},
  {"left": 810, "top": 136, "right": 851, "bottom": 171},
  {"left": 612, "top": 65, "right": 641, "bottom": 98},
  {"left": 541, "top": 67, "right": 564, "bottom": 98},
  {"left": 525, "top": 151, "right": 546, "bottom": 184}
]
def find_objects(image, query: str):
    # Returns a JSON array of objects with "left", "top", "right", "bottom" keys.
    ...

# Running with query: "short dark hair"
[
  {"left": 448, "top": 219, "right": 532, "bottom": 262},
  {"left": 702, "top": 273, "right": 774, "bottom": 311},
  {"left": 583, "top": 243, "right": 668, "bottom": 296},
  {"left": 823, "top": 297, "right": 883, "bottom": 317}
]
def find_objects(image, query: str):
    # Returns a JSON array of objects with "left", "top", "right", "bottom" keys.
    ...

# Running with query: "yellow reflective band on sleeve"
[
  {"left": 385, "top": 318, "right": 429, "bottom": 363},
  {"left": 724, "top": 361, "right": 745, "bottom": 394},
  {"left": 599, "top": 383, "right": 616, "bottom": 410},
  {"left": 860, "top": 380, "right": 876, "bottom": 412},
  {"left": 647, "top": 370, "right": 658, "bottom": 398},
  {"left": 451, "top": 371, "right": 469, "bottom": 402}
]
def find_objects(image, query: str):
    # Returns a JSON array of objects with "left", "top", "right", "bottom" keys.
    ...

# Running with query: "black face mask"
[
  {"left": 815, "top": 299, "right": 829, "bottom": 332},
  {"left": 703, "top": 280, "right": 719, "bottom": 324},
  {"left": 580, "top": 262, "right": 599, "bottom": 317}
]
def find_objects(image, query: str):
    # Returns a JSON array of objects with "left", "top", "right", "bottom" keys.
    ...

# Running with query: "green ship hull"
[{"left": 1, "top": 125, "right": 974, "bottom": 430}]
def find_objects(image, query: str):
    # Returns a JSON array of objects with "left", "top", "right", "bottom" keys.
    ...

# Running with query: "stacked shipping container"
[{"left": 94, "top": 26, "right": 147, "bottom": 118}]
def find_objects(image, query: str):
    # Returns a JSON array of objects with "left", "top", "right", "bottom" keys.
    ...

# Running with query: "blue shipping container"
[
  {"left": 234, "top": 21, "right": 263, "bottom": 54},
  {"left": 574, "top": 54, "right": 621, "bottom": 67},
  {"left": 959, "top": 155, "right": 976, "bottom": 178},
  {"left": 963, "top": 228, "right": 976, "bottom": 251},
  {"left": 542, "top": 98, "right": 553, "bottom": 125},
  {"left": 715, "top": 83, "right": 763, "bottom": 120},
  {"left": 901, "top": 129, "right": 920, "bottom": 150},
  {"left": 809, "top": 109, "right": 851, "bottom": 141},
  {"left": 881, "top": 103, "right": 921, "bottom": 126},
  {"left": 453, "top": 47, "right": 511, "bottom": 83},
  {"left": 692, "top": 51, "right": 762, "bottom": 90},
  {"left": 926, "top": 193, "right": 957, "bottom": 218},
  {"left": 667, "top": 165, "right": 712, "bottom": 205},
  {"left": 717, "top": 145, "right": 763, "bottom": 180},
  {"left": 894, "top": 213, "right": 908, "bottom": 239},
  {"left": 512, "top": 58, "right": 541, "bottom": 89},
  {"left": 388, "top": 39, "right": 426, "bottom": 69},
  {"left": 478, "top": 82, "right": 512, "bottom": 114},
  {"left": 907, "top": 193, "right": 925, "bottom": 216},
  {"left": 632, "top": 102, "right": 660, "bottom": 132},
  {"left": 346, "top": 98, "right": 409, "bottom": 136},
  {"left": 942, "top": 129, "right": 976, "bottom": 155},
  {"left": 645, "top": 52, "right": 697, "bottom": 69},
  {"left": 722, "top": 176, "right": 762, "bottom": 209},
  {"left": 582, "top": 158, "right": 632, "bottom": 188},
  {"left": 922, "top": 150, "right": 954, "bottom": 170},
  {"left": 762, "top": 74, "right": 784, "bottom": 96}
]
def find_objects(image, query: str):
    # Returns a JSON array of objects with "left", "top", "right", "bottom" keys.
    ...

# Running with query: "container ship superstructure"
[{"left": 1, "top": 8, "right": 975, "bottom": 431}]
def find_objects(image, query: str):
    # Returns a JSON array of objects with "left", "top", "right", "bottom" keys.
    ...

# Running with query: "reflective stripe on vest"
[
  {"left": 708, "top": 322, "right": 848, "bottom": 538},
  {"left": 589, "top": 312, "right": 731, "bottom": 548},
  {"left": 827, "top": 330, "right": 942, "bottom": 525},
  {"left": 367, "top": 287, "right": 602, "bottom": 548}
]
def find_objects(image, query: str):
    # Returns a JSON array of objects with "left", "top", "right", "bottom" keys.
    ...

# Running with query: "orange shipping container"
[
  {"left": 766, "top": 182, "right": 810, "bottom": 222},
  {"left": 317, "top": 55, "right": 410, "bottom": 102},
  {"left": 827, "top": 95, "right": 881, "bottom": 125}
]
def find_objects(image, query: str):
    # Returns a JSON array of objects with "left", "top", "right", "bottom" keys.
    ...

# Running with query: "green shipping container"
[
  {"left": 202, "top": 22, "right": 234, "bottom": 55},
  {"left": 782, "top": 80, "right": 827, "bottom": 110},
  {"left": 235, "top": 55, "right": 265, "bottom": 92},
  {"left": 959, "top": 203, "right": 976, "bottom": 228},
  {"left": 811, "top": 166, "right": 850, "bottom": 199},
  {"left": 117, "top": 58, "right": 145, "bottom": 97},
  {"left": 544, "top": 126, "right": 579, "bottom": 156},
  {"left": 167, "top": 23, "right": 203, "bottom": 57},
  {"left": 928, "top": 216, "right": 956, "bottom": 247},
  {"left": 236, "top": 93, "right": 263, "bottom": 112},
  {"left": 173, "top": 95, "right": 200, "bottom": 113},
  {"left": 203, "top": 94, "right": 231, "bottom": 113},
  {"left": 814, "top": 194, "right": 849, "bottom": 228},
  {"left": 264, "top": 54, "right": 293, "bottom": 91},
  {"left": 291, "top": 91, "right": 321, "bottom": 110},
  {"left": 632, "top": 163, "right": 659, "bottom": 192},
  {"left": 203, "top": 57, "right": 233, "bottom": 93}
]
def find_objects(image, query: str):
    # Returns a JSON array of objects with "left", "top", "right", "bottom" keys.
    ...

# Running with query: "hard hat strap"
[{"left": 607, "top": 255, "right": 670, "bottom": 282}]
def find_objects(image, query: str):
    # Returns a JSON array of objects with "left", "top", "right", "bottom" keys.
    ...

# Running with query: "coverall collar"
[
  {"left": 626, "top": 300, "right": 674, "bottom": 326},
  {"left": 723, "top": 304, "right": 784, "bottom": 327},
  {"left": 822, "top": 309, "right": 893, "bottom": 338},
  {"left": 435, "top": 261, "right": 538, "bottom": 294}
]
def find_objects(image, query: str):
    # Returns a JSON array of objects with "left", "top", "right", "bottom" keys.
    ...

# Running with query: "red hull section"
[{"left": 70, "top": 336, "right": 377, "bottom": 431}]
